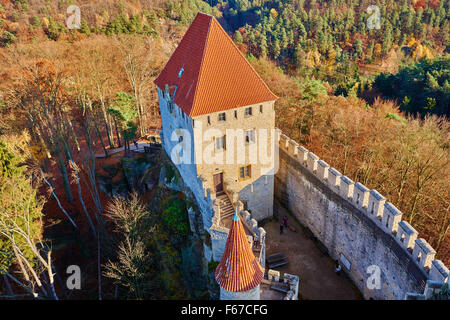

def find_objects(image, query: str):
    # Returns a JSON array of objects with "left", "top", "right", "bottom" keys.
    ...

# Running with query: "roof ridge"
[{"left": 190, "top": 13, "right": 213, "bottom": 117}]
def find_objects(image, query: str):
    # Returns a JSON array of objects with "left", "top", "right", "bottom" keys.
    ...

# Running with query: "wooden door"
[{"left": 213, "top": 173, "right": 223, "bottom": 193}]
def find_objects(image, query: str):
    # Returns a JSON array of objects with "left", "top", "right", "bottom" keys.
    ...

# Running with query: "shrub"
[{"left": 1, "top": 31, "right": 17, "bottom": 47}]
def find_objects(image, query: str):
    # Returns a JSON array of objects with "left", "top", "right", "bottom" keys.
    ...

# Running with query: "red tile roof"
[
  {"left": 154, "top": 12, "right": 277, "bottom": 117},
  {"left": 215, "top": 210, "right": 264, "bottom": 292}
]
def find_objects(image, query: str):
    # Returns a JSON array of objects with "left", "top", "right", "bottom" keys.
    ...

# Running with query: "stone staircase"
[{"left": 216, "top": 192, "right": 234, "bottom": 220}]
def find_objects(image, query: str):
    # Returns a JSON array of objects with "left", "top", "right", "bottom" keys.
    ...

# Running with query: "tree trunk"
[
  {"left": 114, "top": 117, "right": 122, "bottom": 148},
  {"left": 57, "top": 152, "right": 74, "bottom": 204}
]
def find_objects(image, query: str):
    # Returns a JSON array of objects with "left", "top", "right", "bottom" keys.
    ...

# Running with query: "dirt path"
[{"left": 262, "top": 200, "right": 363, "bottom": 300}]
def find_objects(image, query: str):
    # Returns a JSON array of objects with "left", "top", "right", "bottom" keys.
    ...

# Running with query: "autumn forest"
[{"left": 0, "top": 0, "right": 448, "bottom": 300}]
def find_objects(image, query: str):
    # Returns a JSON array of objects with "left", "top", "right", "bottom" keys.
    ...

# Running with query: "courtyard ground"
[{"left": 261, "top": 200, "right": 363, "bottom": 300}]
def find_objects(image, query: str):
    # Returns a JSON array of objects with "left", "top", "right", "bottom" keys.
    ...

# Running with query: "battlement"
[
  {"left": 405, "top": 279, "right": 449, "bottom": 300},
  {"left": 277, "top": 130, "right": 448, "bottom": 285},
  {"left": 265, "top": 269, "right": 299, "bottom": 300}
]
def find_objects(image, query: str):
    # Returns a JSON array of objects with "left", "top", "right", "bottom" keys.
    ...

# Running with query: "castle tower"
[
  {"left": 154, "top": 12, "right": 278, "bottom": 225},
  {"left": 215, "top": 208, "right": 264, "bottom": 300}
]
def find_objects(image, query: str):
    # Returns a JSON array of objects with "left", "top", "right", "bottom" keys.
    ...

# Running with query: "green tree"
[
  {"left": 234, "top": 30, "right": 243, "bottom": 43},
  {"left": 109, "top": 92, "right": 138, "bottom": 155},
  {"left": 0, "top": 133, "right": 57, "bottom": 299}
]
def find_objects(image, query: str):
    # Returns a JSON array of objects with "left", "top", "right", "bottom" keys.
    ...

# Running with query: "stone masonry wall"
[{"left": 275, "top": 130, "right": 449, "bottom": 300}]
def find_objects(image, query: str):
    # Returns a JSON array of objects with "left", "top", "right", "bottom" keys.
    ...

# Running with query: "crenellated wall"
[
  {"left": 275, "top": 129, "right": 449, "bottom": 299},
  {"left": 265, "top": 270, "right": 299, "bottom": 300}
]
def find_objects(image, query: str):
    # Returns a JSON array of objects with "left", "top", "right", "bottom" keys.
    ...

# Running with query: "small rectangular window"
[
  {"left": 245, "top": 107, "right": 252, "bottom": 117},
  {"left": 218, "top": 112, "right": 226, "bottom": 122},
  {"left": 234, "top": 110, "right": 237, "bottom": 118},
  {"left": 260, "top": 104, "right": 263, "bottom": 113},
  {"left": 207, "top": 116, "right": 211, "bottom": 125},
  {"left": 245, "top": 129, "right": 256, "bottom": 143},
  {"left": 216, "top": 136, "right": 226, "bottom": 150},
  {"left": 239, "top": 165, "right": 251, "bottom": 180}
]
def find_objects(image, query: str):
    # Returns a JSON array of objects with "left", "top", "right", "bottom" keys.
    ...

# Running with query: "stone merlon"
[
  {"left": 354, "top": 182, "right": 368, "bottom": 192},
  {"left": 398, "top": 220, "right": 418, "bottom": 235},
  {"left": 415, "top": 238, "right": 436, "bottom": 255},
  {"left": 384, "top": 202, "right": 402, "bottom": 217},
  {"left": 430, "top": 260, "right": 449, "bottom": 282},
  {"left": 370, "top": 189, "right": 386, "bottom": 201}
]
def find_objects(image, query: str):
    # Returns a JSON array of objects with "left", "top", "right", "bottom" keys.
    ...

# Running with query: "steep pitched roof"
[
  {"left": 154, "top": 12, "right": 277, "bottom": 117},
  {"left": 215, "top": 209, "right": 264, "bottom": 292}
]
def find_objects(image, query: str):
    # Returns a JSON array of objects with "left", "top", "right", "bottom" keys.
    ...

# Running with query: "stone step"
[
  {"left": 221, "top": 212, "right": 234, "bottom": 218},
  {"left": 221, "top": 212, "right": 235, "bottom": 219}
]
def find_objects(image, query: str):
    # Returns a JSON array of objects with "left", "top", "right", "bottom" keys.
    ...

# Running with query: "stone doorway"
[{"left": 213, "top": 172, "right": 223, "bottom": 193}]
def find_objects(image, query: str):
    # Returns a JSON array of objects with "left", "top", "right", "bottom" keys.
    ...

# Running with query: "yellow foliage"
[
  {"left": 413, "top": 43, "right": 434, "bottom": 61},
  {"left": 304, "top": 50, "right": 321, "bottom": 68},
  {"left": 270, "top": 8, "right": 278, "bottom": 20},
  {"left": 407, "top": 36, "right": 416, "bottom": 47},
  {"left": 42, "top": 17, "right": 49, "bottom": 28},
  {"left": 373, "top": 43, "right": 382, "bottom": 58},
  {"left": 327, "top": 49, "right": 336, "bottom": 65},
  {"left": 30, "top": 143, "right": 48, "bottom": 161}
]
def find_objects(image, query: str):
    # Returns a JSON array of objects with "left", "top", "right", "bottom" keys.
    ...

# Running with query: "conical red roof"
[
  {"left": 154, "top": 12, "right": 277, "bottom": 117},
  {"left": 215, "top": 210, "right": 264, "bottom": 292}
]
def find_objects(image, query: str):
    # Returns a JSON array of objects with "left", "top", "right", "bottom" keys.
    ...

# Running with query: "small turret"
[{"left": 215, "top": 208, "right": 264, "bottom": 300}]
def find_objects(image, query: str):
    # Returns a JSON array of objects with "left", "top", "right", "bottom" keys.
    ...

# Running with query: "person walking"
[
  {"left": 334, "top": 260, "right": 342, "bottom": 276},
  {"left": 283, "top": 215, "right": 288, "bottom": 229},
  {"left": 253, "top": 233, "right": 259, "bottom": 248},
  {"left": 133, "top": 140, "right": 139, "bottom": 150}
]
